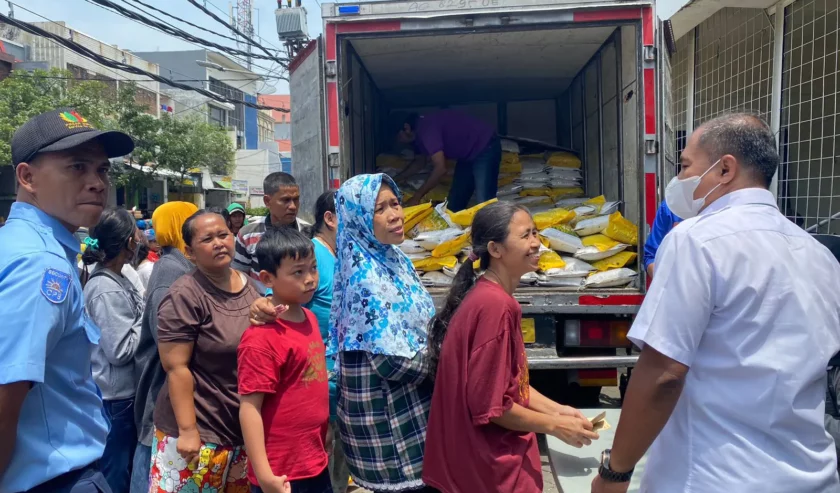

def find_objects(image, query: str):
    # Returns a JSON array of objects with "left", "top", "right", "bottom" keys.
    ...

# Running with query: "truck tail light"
[{"left": 564, "top": 319, "right": 632, "bottom": 348}]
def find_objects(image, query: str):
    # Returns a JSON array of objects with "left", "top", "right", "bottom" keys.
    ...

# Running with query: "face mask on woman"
[{"left": 664, "top": 159, "right": 722, "bottom": 219}]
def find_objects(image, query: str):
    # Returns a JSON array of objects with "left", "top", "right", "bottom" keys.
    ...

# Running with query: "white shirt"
[
  {"left": 136, "top": 260, "right": 154, "bottom": 289},
  {"left": 629, "top": 188, "right": 840, "bottom": 493}
]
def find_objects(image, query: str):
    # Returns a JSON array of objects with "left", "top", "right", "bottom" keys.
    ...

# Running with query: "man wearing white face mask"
[{"left": 592, "top": 113, "right": 840, "bottom": 493}]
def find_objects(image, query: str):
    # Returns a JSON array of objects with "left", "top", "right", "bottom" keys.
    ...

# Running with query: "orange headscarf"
[{"left": 152, "top": 201, "right": 198, "bottom": 253}]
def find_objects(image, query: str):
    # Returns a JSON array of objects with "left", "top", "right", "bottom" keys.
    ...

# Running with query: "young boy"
[{"left": 238, "top": 227, "right": 331, "bottom": 493}]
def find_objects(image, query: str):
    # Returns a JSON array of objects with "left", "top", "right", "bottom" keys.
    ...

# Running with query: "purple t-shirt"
[{"left": 414, "top": 110, "right": 495, "bottom": 161}]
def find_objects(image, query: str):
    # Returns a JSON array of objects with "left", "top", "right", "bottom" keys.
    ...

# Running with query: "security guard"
[{"left": 0, "top": 108, "right": 134, "bottom": 493}]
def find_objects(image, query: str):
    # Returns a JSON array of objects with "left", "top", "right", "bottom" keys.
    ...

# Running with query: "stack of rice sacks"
[{"left": 532, "top": 195, "right": 639, "bottom": 289}]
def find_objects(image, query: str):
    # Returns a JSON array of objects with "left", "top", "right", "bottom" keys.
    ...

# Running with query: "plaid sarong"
[{"left": 336, "top": 351, "right": 433, "bottom": 492}]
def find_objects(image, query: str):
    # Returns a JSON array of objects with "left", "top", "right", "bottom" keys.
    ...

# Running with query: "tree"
[
  {"left": 0, "top": 68, "right": 113, "bottom": 165},
  {"left": 156, "top": 114, "right": 235, "bottom": 199}
]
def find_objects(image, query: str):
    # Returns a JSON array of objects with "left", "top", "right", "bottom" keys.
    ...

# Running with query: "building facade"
[
  {"left": 134, "top": 49, "right": 263, "bottom": 151},
  {"left": 666, "top": 0, "right": 840, "bottom": 234},
  {"left": 258, "top": 94, "right": 292, "bottom": 173}
]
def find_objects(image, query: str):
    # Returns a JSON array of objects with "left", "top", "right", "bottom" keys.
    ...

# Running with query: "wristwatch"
[{"left": 598, "top": 449, "right": 634, "bottom": 483}]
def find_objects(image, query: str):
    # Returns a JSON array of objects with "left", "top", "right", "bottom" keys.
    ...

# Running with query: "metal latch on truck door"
[
  {"left": 645, "top": 139, "right": 658, "bottom": 155},
  {"left": 325, "top": 61, "right": 337, "bottom": 78}
]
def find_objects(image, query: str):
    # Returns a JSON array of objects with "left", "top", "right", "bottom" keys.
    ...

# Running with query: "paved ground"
[{"left": 350, "top": 386, "right": 622, "bottom": 493}]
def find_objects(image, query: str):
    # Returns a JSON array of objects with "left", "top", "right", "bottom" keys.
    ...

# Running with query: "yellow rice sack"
[
  {"left": 547, "top": 187, "right": 585, "bottom": 201},
  {"left": 538, "top": 250, "right": 567, "bottom": 271},
  {"left": 500, "top": 152, "right": 521, "bottom": 173},
  {"left": 520, "top": 188, "right": 553, "bottom": 198},
  {"left": 404, "top": 207, "right": 434, "bottom": 236},
  {"left": 603, "top": 212, "right": 638, "bottom": 246},
  {"left": 448, "top": 198, "right": 498, "bottom": 227},
  {"left": 533, "top": 208, "right": 576, "bottom": 230},
  {"left": 547, "top": 152, "right": 582, "bottom": 169},
  {"left": 410, "top": 209, "right": 450, "bottom": 236},
  {"left": 584, "top": 195, "right": 606, "bottom": 206},
  {"left": 403, "top": 203, "right": 432, "bottom": 223},
  {"left": 376, "top": 154, "right": 409, "bottom": 169},
  {"left": 498, "top": 174, "right": 519, "bottom": 187},
  {"left": 591, "top": 252, "right": 638, "bottom": 272},
  {"left": 432, "top": 230, "right": 471, "bottom": 258},
  {"left": 581, "top": 234, "right": 621, "bottom": 252},
  {"left": 412, "top": 255, "right": 459, "bottom": 272}
]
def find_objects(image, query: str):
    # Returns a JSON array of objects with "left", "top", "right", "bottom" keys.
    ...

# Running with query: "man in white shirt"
[{"left": 592, "top": 113, "right": 840, "bottom": 493}]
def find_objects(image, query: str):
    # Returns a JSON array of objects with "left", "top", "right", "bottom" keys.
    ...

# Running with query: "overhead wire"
[
  {"left": 0, "top": 13, "right": 289, "bottom": 112},
  {"left": 85, "top": 0, "right": 287, "bottom": 64},
  {"left": 185, "top": 0, "right": 280, "bottom": 64},
  {"left": 74, "top": 0, "right": 285, "bottom": 81}
]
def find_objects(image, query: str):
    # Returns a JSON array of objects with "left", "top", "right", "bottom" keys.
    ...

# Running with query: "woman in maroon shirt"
[{"left": 422, "top": 202, "right": 599, "bottom": 493}]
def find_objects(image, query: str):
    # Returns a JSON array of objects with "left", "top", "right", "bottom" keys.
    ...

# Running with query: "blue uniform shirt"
[
  {"left": 0, "top": 202, "right": 108, "bottom": 492},
  {"left": 643, "top": 200, "right": 681, "bottom": 270}
]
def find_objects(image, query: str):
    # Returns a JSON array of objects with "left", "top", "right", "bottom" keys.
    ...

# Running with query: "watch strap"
[{"left": 599, "top": 449, "right": 634, "bottom": 483}]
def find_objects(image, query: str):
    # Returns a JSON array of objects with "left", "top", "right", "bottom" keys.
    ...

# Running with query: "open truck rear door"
[{"left": 289, "top": 39, "right": 330, "bottom": 222}]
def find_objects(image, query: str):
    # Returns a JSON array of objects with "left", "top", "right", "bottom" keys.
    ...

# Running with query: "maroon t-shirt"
[{"left": 423, "top": 278, "right": 541, "bottom": 493}]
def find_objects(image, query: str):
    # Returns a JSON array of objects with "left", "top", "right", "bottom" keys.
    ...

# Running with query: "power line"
[
  {"left": 186, "top": 0, "right": 280, "bottom": 65},
  {"left": 0, "top": 13, "right": 289, "bottom": 112},
  {"left": 77, "top": 0, "right": 284, "bottom": 78},
  {"left": 86, "top": 0, "right": 288, "bottom": 65},
  {"left": 7, "top": 73, "right": 286, "bottom": 83},
  {"left": 121, "top": 0, "right": 243, "bottom": 47}
]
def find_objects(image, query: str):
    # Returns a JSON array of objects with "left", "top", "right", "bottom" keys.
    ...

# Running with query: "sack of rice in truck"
[
  {"left": 413, "top": 255, "right": 459, "bottom": 272},
  {"left": 574, "top": 244, "right": 629, "bottom": 261},
  {"left": 546, "top": 151, "right": 582, "bottom": 168},
  {"left": 584, "top": 268, "right": 637, "bottom": 288},
  {"left": 448, "top": 198, "right": 497, "bottom": 227},
  {"left": 432, "top": 229, "right": 471, "bottom": 258},
  {"left": 533, "top": 208, "right": 576, "bottom": 230},
  {"left": 602, "top": 211, "right": 638, "bottom": 246},
  {"left": 399, "top": 239, "right": 427, "bottom": 255},
  {"left": 540, "top": 228, "right": 583, "bottom": 254},
  {"left": 574, "top": 215, "right": 610, "bottom": 236},
  {"left": 421, "top": 271, "right": 454, "bottom": 287},
  {"left": 543, "top": 256, "right": 595, "bottom": 277},
  {"left": 591, "top": 252, "right": 637, "bottom": 272},
  {"left": 414, "top": 228, "right": 463, "bottom": 251},
  {"left": 538, "top": 250, "right": 566, "bottom": 271}
]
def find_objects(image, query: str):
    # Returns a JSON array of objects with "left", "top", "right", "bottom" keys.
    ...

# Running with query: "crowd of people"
[{"left": 2, "top": 107, "right": 840, "bottom": 493}]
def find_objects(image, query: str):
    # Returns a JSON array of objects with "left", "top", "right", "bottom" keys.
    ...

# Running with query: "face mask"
[{"left": 664, "top": 159, "right": 722, "bottom": 219}]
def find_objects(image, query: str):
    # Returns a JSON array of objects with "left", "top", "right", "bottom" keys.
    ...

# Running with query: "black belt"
[{"left": 25, "top": 462, "right": 100, "bottom": 493}]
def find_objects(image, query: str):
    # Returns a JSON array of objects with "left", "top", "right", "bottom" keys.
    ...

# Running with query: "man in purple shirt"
[{"left": 397, "top": 110, "right": 501, "bottom": 211}]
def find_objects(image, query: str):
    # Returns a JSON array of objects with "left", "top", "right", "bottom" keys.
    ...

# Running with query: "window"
[
  {"left": 209, "top": 77, "right": 245, "bottom": 133},
  {"left": 208, "top": 105, "right": 227, "bottom": 128}
]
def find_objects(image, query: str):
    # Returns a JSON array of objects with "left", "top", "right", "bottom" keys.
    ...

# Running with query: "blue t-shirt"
[
  {"left": 304, "top": 238, "right": 337, "bottom": 419},
  {"left": 643, "top": 200, "right": 682, "bottom": 270},
  {"left": 0, "top": 202, "right": 109, "bottom": 491}
]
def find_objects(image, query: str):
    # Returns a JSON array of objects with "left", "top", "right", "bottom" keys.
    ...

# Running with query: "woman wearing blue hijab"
[{"left": 329, "top": 174, "right": 437, "bottom": 493}]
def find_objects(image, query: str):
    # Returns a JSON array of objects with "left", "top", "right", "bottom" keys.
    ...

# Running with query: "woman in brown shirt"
[{"left": 149, "top": 210, "right": 260, "bottom": 493}]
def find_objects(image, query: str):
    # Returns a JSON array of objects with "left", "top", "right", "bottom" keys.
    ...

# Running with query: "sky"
[{"left": 15, "top": 0, "right": 325, "bottom": 94}]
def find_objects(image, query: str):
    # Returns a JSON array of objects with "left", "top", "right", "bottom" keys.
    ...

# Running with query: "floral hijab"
[{"left": 328, "top": 174, "right": 435, "bottom": 358}]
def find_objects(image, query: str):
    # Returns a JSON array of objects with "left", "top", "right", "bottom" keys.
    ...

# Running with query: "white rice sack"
[
  {"left": 598, "top": 201, "right": 621, "bottom": 215},
  {"left": 529, "top": 203, "right": 556, "bottom": 215},
  {"left": 378, "top": 167, "right": 402, "bottom": 178},
  {"left": 521, "top": 181, "right": 551, "bottom": 190},
  {"left": 519, "top": 172, "right": 550, "bottom": 183},
  {"left": 547, "top": 167, "right": 583, "bottom": 179},
  {"left": 573, "top": 205, "right": 597, "bottom": 216},
  {"left": 584, "top": 268, "right": 638, "bottom": 288},
  {"left": 399, "top": 239, "right": 426, "bottom": 255},
  {"left": 414, "top": 228, "right": 463, "bottom": 251},
  {"left": 540, "top": 228, "right": 584, "bottom": 254},
  {"left": 498, "top": 183, "right": 524, "bottom": 196},
  {"left": 544, "top": 257, "right": 595, "bottom": 277},
  {"left": 556, "top": 197, "right": 591, "bottom": 209},
  {"left": 550, "top": 178, "right": 584, "bottom": 189},
  {"left": 501, "top": 139, "right": 520, "bottom": 154},
  {"left": 574, "top": 244, "right": 629, "bottom": 261},
  {"left": 520, "top": 271, "right": 540, "bottom": 285},
  {"left": 442, "top": 264, "right": 462, "bottom": 278},
  {"left": 421, "top": 271, "right": 453, "bottom": 287},
  {"left": 521, "top": 160, "right": 548, "bottom": 174},
  {"left": 574, "top": 215, "right": 610, "bottom": 236},
  {"left": 537, "top": 276, "right": 585, "bottom": 288},
  {"left": 406, "top": 252, "right": 432, "bottom": 261}
]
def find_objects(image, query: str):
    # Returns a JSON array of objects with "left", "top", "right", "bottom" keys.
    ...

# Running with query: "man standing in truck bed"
[{"left": 398, "top": 110, "right": 501, "bottom": 212}]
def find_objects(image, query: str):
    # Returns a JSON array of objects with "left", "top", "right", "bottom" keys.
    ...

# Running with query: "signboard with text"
[{"left": 232, "top": 180, "right": 249, "bottom": 194}]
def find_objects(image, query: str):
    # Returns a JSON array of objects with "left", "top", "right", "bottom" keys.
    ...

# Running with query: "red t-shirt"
[
  {"left": 237, "top": 309, "right": 329, "bottom": 483},
  {"left": 422, "top": 278, "right": 541, "bottom": 493}
]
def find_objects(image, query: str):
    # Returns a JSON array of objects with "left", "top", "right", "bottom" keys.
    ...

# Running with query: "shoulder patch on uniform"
[{"left": 41, "top": 268, "right": 71, "bottom": 304}]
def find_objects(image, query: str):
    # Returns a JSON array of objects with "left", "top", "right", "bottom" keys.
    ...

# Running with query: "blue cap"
[{"left": 144, "top": 229, "right": 156, "bottom": 241}]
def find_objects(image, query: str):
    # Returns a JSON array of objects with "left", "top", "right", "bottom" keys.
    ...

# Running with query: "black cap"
[{"left": 11, "top": 108, "right": 135, "bottom": 166}]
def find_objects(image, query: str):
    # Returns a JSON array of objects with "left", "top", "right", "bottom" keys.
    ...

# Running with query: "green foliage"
[
  {"left": 0, "top": 68, "right": 112, "bottom": 166},
  {"left": 0, "top": 70, "right": 236, "bottom": 203},
  {"left": 245, "top": 206, "right": 268, "bottom": 217}
]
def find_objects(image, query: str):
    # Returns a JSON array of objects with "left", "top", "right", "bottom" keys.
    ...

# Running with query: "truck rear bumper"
[{"left": 526, "top": 347, "right": 638, "bottom": 370}]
